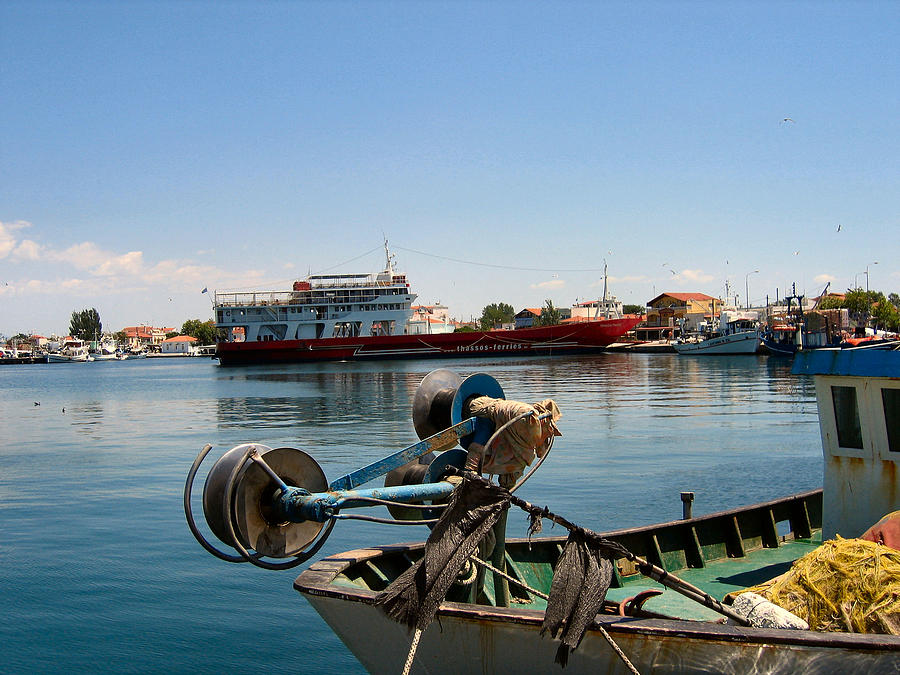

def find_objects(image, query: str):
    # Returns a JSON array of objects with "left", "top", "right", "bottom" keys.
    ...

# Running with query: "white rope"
[
  {"left": 401, "top": 627, "right": 423, "bottom": 675},
  {"left": 468, "top": 555, "right": 641, "bottom": 675}
]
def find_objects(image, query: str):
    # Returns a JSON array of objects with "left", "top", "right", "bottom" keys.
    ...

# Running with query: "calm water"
[{"left": 0, "top": 354, "right": 821, "bottom": 673}]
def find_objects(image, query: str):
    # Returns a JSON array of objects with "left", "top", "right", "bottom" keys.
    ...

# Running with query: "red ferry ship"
[{"left": 214, "top": 244, "right": 641, "bottom": 365}]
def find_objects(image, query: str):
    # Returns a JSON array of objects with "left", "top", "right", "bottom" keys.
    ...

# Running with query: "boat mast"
[{"left": 595, "top": 260, "right": 609, "bottom": 320}]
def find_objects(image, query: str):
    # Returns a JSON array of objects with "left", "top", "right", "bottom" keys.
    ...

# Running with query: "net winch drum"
[
  {"left": 202, "top": 443, "right": 328, "bottom": 558},
  {"left": 388, "top": 370, "right": 505, "bottom": 517},
  {"left": 412, "top": 369, "right": 504, "bottom": 449}
]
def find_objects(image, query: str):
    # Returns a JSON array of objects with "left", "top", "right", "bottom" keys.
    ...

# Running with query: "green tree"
[
  {"left": 69, "top": 308, "right": 102, "bottom": 340},
  {"left": 817, "top": 296, "right": 844, "bottom": 310},
  {"left": 873, "top": 301, "right": 899, "bottom": 333},
  {"left": 181, "top": 318, "right": 218, "bottom": 344},
  {"left": 113, "top": 330, "right": 128, "bottom": 345},
  {"left": 623, "top": 304, "right": 645, "bottom": 315},
  {"left": 480, "top": 303, "right": 515, "bottom": 330},
  {"left": 889, "top": 293, "right": 900, "bottom": 310},
  {"left": 844, "top": 288, "right": 873, "bottom": 322},
  {"left": 537, "top": 299, "right": 561, "bottom": 326}
]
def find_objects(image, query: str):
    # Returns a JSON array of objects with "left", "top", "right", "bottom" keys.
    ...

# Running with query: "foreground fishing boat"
[
  {"left": 213, "top": 243, "right": 641, "bottom": 364},
  {"left": 186, "top": 351, "right": 900, "bottom": 673}
]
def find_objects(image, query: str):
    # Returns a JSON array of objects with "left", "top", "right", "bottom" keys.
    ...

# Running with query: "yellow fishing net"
[{"left": 742, "top": 537, "right": 900, "bottom": 635}]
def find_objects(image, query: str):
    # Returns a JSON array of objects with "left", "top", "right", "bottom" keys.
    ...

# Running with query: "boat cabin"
[{"left": 793, "top": 350, "right": 900, "bottom": 539}]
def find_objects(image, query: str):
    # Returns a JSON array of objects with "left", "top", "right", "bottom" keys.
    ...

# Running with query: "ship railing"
[{"left": 215, "top": 282, "right": 404, "bottom": 306}]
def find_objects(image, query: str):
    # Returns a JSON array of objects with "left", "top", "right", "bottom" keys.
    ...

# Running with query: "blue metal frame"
[
  {"left": 328, "top": 417, "right": 477, "bottom": 491},
  {"left": 277, "top": 481, "right": 457, "bottom": 523}
]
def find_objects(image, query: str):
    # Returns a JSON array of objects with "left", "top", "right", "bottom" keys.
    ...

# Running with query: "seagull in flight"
[
  {"left": 781, "top": 118, "right": 795, "bottom": 124},
  {"left": 836, "top": 224, "right": 842, "bottom": 232}
]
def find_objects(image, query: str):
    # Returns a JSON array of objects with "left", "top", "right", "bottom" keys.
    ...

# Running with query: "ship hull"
[
  {"left": 672, "top": 330, "right": 761, "bottom": 355},
  {"left": 216, "top": 317, "right": 642, "bottom": 365}
]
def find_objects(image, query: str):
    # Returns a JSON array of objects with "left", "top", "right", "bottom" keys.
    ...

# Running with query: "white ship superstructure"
[{"left": 215, "top": 244, "right": 418, "bottom": 343}]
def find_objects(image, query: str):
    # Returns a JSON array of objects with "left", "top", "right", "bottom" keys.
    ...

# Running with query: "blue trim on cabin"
[{"left": 792, "top": 349, "right": 900, "bottom": 378}]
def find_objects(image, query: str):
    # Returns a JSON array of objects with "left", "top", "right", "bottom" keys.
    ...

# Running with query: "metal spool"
[
  {"left": 412, "top": 369, "right": 463, "bottom": 440},
  {"left": 413, "top": 370, "right": 505, "bottom": 449},
  {"left": 383, "top": 452, "right": 436, "bottom": 520},
  {"left": 202, "top": 444, "right": 328, "bottom": 558}
]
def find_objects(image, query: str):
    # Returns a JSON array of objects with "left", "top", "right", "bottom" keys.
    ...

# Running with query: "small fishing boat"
[
  {"left": 672, "top": 310, "right": 761, "bottom": 355},
  {"left": 186, "top": 351, "right": 900, "bottom": 673},
  {"left": 46, "top": 339, "right": 91, "bottom": 362}
]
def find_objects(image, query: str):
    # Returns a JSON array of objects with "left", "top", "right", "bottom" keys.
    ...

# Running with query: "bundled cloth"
[
  {"left": 466, "top": 397, "right": 562, "bottom": 478},
  {"left": 541, "top": 528, "right": 614, "bottom": 667},
  {"left": 374, "top": 478, "right": 510, "bottom": 632},
  {"left": 737, "top": 535, "right": 900, "bottom": 635}
]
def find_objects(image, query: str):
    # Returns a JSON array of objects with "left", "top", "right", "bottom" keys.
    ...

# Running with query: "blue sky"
[{"left": 2, "top": 1, "right": 898, "bottom": 336}]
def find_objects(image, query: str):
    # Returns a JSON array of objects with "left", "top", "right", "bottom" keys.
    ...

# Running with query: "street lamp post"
[
  {"left": 866, "top": 262, "right": 878, "bottom": 294},
  {"left": 745, "top": 270, "right": 759, "bottom": 310}
]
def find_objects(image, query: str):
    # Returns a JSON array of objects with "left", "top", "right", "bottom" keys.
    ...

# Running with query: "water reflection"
[{"left": 66, "top": 401, "right": 104, "bottom": 439}]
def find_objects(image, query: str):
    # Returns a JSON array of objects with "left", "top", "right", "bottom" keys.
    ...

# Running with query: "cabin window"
[
  {"left": 831, "top": 385, "right": 863, "bottom": 450},
  {"left": 882, "top": 388, "right": 900, "bottom": 453}
]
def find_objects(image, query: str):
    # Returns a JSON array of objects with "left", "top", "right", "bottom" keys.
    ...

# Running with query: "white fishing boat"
[
  {"left": 47, "top": 339, "right": 91, "bottom": 363},
  {"left": 90, "top": 340, "right": 120, "bottom": 361},
  {"left": 673, "top": 310, "right": 761, "bottom": 355},
  {"left": 186, "top": 351, "right": 900, "bottom": 674}
]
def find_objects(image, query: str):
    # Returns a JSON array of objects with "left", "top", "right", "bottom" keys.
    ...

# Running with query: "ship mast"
[{"left": 383, "top": 239, "right": 395, "bottom": 275}]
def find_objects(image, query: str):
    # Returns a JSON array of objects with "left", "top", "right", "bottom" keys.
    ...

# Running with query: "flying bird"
[
  {"left": 34, "top": 401, "right": 40, "bottom": 406},
  {"left": 781, "top": 118, "right": 795, "bottom": 124},
  {"left": 793, "top": 251, "right": 800, "bottom": 256},
  {"left": 836, "top": 224, "right": 842, "bottom": 232},
  {"left": 669, "top": 269, "right": 677, "bottom": 275}
]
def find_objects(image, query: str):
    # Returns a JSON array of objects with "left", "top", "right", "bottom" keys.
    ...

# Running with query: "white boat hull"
[
  {"left": 302, "top": 591, "right": 897, "bottom": 674},
  {"left": 46, "top": 353, "right": 88, "bottom": 362},
  {"left": 673, "top": 331, "right": 760, "bottom": 355}
]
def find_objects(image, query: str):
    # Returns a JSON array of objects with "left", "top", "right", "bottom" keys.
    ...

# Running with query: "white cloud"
[
  {"left": 530, "top": 279, "right": 566, "bottom": 290},
  {"left": 0, "top": 220, "right": 31, "bottom": 258},
  {"left": 13, "top": 239, "right": 42, "bottom": 260},
  {"left": 94, "top": 251, "right": 144, "bottom": 276},
  {"left": 814, "top": 273, "right": 836, "bottom": 283},
  {"left": 679, "top": 269, "right": 714, "bottom": 283}
]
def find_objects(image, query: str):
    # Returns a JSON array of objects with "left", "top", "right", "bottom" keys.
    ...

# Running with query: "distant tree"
[
  {"left": 480, "top": 303, "right": 515, "bottom": 330},
  {"left": 844, "top": 288, "right": 872, "bottom": 322},
  {"left": 165, "top": 331, "right": 179, "bottom": 339},
  {"left": 454, "top": 325, "right": 475, "bottom": 333},
  {"left": 12, "top": 332, "right": 30, "bottom": 342},
  {"left": 537, "top": 299, "right": 561, "bottom": 326},
  {"left": 623, "top": 304, "right": 645, "bottom": 315},
  {"left": 889, "top": 293, "right": 900, "bottom": 310},
  {"left": 817, "top": 296, "right": 844, "bottom": 310},
  {"left": 181, "top": 318, "right": 218, "bottom": 344},
  {"left": 69, "top": 308, "right": 102, "bottom": 340},
  {"left": 872, "top": 301, "right": 899, "bottom": 333},
  {"left": 113, "top": 330, "right": 128, "bottom": 346}
]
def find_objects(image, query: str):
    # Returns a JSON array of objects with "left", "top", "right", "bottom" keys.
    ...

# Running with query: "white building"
[
  {"left": 407, "top": 304, "right": 454, "bottom": 335},
  {"left": 161, "top": 335, "right": 198, "bottom": 355}
]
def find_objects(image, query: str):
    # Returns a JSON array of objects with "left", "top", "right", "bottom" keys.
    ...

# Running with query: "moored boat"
[
  {"left": 672, "top": 310, "right": 761, "bottom": 355},
  {"left": 186, "top": 351, "right": 900, "bottom": 673},
  {"left": 213, "top": 243, "right": 641, "bottom": 365},
  {"left": 46, "top": 338, "right": 91, "bottom": 362}
]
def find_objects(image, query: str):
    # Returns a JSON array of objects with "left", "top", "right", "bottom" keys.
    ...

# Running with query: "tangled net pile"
[{"left": 744, "top": 536, "right": 900, "bottom": 635}]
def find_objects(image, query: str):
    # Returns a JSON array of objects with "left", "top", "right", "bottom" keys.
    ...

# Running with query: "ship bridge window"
[
  {"left": 882, "top": 388, "right": 900, "bottom": 453},
  {"left": 831, "top": 385, "right": 863, "bottom": 450}
]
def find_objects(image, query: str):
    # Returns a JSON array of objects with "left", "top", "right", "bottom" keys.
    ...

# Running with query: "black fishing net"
[
  {"left": 375, "top": 478, "right": 511, "bottom": 631},
  {"left": 541, "top": 528, "right": 614, "bottom": 667}
]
